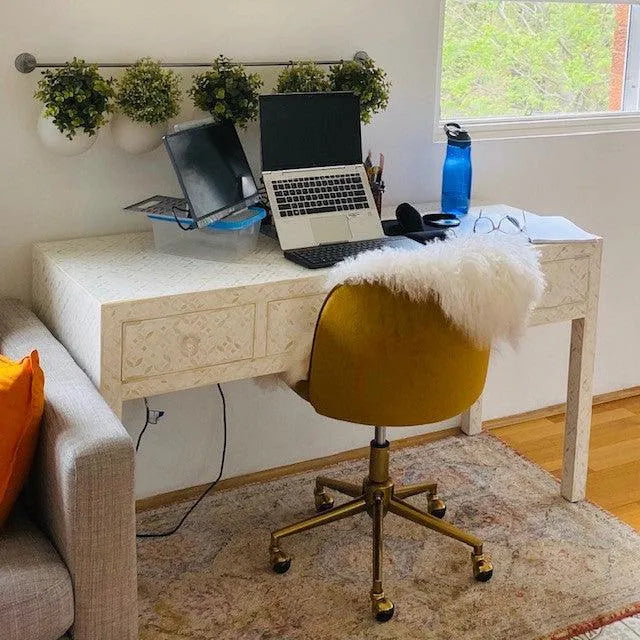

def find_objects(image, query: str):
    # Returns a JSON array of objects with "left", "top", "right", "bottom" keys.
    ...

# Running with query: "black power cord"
[
  {"left": 135, "top": 397, "right": 151, "bottom": 453},
  {"left": 172, "top": 205, "right": 196, "bottom": 231},
  {"left": 136, "top": 383, "right": 228, "bottom": 538}
]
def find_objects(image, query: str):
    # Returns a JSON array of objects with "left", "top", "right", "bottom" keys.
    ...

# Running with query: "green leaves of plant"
[
  {"left": 276, "top": 62, "right": 330, "bottom": 93},
  {"left": 33, "top": 54, "right": 391, "bottom": 138},
  {"left": 441, "top": 0, "right": 619, "bottom": 119},
  {"left": 34, "top": 57, "right": 114, "bottom": 139},
  {"left": 328, "top": 58, "right": 391, "bottom": 125},
  {"left": 274, "top": 58, "right": 391, "bottom": 124},
  {"left": 115, "top": 58, "right": 182, "bottom": 125},
  {"left": 189, "top": 55, "right": 263, "bottom": 128}
]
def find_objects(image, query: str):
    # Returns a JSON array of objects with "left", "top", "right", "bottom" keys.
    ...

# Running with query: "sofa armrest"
[{"left": 0, "top": 299, "right": 137, "bottom": 640}]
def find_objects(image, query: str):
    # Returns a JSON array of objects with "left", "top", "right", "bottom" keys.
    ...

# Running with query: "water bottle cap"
[{"left": 444, "top": 122, "right": 471, "bottom": 144}]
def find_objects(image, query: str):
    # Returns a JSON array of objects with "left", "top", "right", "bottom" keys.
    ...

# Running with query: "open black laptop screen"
[
  {"left": 260, "top": 92, "right": 362, "bottom": 172},
  {"left": 164, "top": 122, "right": 259, "bottom": 224}
]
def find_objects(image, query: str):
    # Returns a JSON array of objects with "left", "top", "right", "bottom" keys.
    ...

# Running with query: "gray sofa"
[{"left": 0, "top": 300, "right": 137, "bottom": 640}]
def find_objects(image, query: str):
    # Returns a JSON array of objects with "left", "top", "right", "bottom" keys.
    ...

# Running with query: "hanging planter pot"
[
  {"left": 113, "top": 58, "right": 181, "bottom": 154},
  {"left": 111, "top": 113, "right": 166, "bottom": 154},
  {"left": 37, "top": 111, "right": 97, "bottom": 156},
  {"left": 34, "top": 58, "right": 114, "bottom": 156}
]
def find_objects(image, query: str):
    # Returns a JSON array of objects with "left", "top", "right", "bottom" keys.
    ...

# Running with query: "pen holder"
[{"left": 371, "top": 181, "right": 385, "bottom": 218}]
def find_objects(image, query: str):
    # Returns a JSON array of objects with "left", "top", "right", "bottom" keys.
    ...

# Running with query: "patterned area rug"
[
  {"left": 136, "top": 434, "right": 640, "bottom": 640},
  {"left": 572, "top": 614, "right": 640, "bottom": 639}
]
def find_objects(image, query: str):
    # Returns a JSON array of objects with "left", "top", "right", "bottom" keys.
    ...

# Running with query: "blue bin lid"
[
  {"left": 208, "top": 206, "right": 266, "bottom": 230},
  {"left": 148, "top": 206, "right": 266, "bottom": 231}
]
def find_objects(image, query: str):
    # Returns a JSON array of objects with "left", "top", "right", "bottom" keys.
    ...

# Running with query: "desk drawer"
[
  {"left": 539, "top": 257, "right": 590, "bottom": 309},
  {"left": 266, "top": 294, "right": 327, "bottom": 355},
  {"left": 121, "top": 305, "right": 255, "bottom": 380}
]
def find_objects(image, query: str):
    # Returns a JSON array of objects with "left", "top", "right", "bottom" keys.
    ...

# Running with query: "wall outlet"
[{"left": 148, "top": 408, "right": 165, "bottom": 425}]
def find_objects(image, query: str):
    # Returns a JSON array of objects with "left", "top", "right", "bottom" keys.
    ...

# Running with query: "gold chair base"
[{"left": 269, "top": 438, "right": 493, "bottom": 621}]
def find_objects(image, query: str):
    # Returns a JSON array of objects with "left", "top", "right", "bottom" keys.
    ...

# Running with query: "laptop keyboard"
[
  {"left": 284, "top": 237, "right": 416, "bottom": 269},
  {"left": 272, "top": 173, "right": 369, "bottom": 216}
]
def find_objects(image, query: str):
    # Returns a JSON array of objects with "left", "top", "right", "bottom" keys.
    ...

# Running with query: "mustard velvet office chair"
[{"left": 269, "top": 282, "right": 493, "bottom": 622}]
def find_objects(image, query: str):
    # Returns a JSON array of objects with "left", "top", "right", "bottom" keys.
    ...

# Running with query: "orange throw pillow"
[{"left": 0, "top": 351, "right": 45, "bottom": 526}]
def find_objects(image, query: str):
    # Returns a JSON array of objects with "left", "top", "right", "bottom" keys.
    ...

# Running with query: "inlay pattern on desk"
[
  {"left": 266, "top": 295, "right": 327, "bottom": 356},
  {"left": 121, "top": 305, "right": 255, "bottom": 380},
  {"left": 538, "top": 257, "right": 589, "bottom": 309},
  {"left": 34, "top": 232, "right": 310, "bottom": 303}
]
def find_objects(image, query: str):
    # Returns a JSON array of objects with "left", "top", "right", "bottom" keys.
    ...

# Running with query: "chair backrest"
[{"left": 307, "top": 283, "right": 490, "bottom": 426}]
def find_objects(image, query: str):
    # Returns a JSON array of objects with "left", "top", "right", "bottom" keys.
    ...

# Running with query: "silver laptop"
[{"left": 260, "top": 93, "right": 387, "bottom": 252}]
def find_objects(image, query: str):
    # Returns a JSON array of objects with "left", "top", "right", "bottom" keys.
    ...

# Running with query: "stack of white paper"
[{"left": 525, "top": 216, "right": 597, "bottom": 244}]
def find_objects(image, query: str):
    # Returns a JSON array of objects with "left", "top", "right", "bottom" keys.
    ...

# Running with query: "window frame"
[{"left": 434, "top": 0, "right": 640, "bottom": 142}]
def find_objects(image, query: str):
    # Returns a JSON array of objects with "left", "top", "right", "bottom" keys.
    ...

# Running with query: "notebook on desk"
[
  {"left": 456, "top": 207, "right": 597, "bottom": 244},
  {"left": 525, "top": 216, "right": 598, "bottom": 244}
]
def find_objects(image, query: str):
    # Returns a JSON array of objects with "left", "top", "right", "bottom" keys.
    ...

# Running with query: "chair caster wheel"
[
  {"left": 428, "top": 497, "right": 447, "bottom": 519},
  {"left": 472, "top": 552, "right": 493, "bottom": 582},
  {"left": 371, "top": 597, "right": 395, "bottom": 622},
  {"left": 270, "top": 548, "right": 291, "bottom": 574},
  {"left": 314, "top": 490, "right": 334, "bottom": 512}
]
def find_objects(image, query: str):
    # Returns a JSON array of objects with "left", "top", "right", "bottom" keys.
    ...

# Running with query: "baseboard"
[
  {"left": 482, "top": 385, "right": 640, "bottom": 430},
  {"left": 136, "top": 427, "right": 459, "bottom": 512},
  {"left": 135, "top": 386, "right": 640, "bottom": 513}
]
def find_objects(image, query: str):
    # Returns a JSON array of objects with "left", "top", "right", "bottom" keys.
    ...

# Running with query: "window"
[{"left": 437, "top": 0, "right": 640, "bottom": 139}]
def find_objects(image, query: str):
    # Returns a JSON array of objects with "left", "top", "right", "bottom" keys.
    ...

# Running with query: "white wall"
[{"left": 2, "top": 1, "right": 638, "bottom": 498}]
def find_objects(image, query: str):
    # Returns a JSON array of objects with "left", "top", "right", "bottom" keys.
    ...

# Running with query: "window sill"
[{"left": 434, "top": 112, "right": 640, "bottom": 143}]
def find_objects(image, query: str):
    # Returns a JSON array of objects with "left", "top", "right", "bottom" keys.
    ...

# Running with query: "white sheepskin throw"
[{"left": 280, "top": 234, "right": 545, "bottom": 387}]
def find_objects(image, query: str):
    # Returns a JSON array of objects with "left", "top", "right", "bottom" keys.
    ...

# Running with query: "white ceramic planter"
[
  {"left": 111, "top": 114, "right": 167, "bottom": 154},
  {"left": 37, "top": 112, "right": 96, "bottom": 156}
]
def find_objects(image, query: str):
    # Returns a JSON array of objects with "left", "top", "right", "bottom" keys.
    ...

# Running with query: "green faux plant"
[
  {"left": 329, "top": 58, "right": 391, "bottom": 124},
  {"left": 189, "top": 55, "right": 263, "bottom": 128},
  {"left": 276, "top": 62, "right": 330, "bottom": 93},
  {"left": 34, "top": 58, "right": 115, "bottom": 139},
  {"left": 115, "top": 58, "right": 181, "bottom": 125}
]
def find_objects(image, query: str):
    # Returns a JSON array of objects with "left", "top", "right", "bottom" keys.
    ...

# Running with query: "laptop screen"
[
  {"left": 164, "top": 122, "right": 259, "bottom": 224},
  {"left": 260, "top": 92, "right": 362, "bottom": 172}
]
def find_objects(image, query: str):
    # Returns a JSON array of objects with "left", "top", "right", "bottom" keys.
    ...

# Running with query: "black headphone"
[
  {"left": 396, "top": 203, "right": 460, "bottom": 230},
  {"left": 395, "top": 202, "right": 426, "bottom": 232},
  {"left": 382, "top": 202, "right": 460, "bottom": 244},
  {"left": 387, "top": 203, "right": 459, "bottom": 244}
]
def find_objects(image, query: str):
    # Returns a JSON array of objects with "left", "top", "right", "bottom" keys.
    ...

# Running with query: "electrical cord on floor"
[{"left": 136, "top": 383, "right": 228, "bottom": 538}]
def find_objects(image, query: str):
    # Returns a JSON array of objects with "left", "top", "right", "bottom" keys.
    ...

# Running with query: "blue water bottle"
[{"left": 441, "top": 122, "right": 472, "bottom": 216}]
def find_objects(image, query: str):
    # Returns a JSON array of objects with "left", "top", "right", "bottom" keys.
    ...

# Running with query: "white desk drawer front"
[
  {"left": 539, "top": 257, "right": 590, "bottom": 309},
  {"left": 266, "top": 294, "right": 327, "bottom": 355},
  {"left": 121, "top": 305, "right": 255, "bottom": 380}
]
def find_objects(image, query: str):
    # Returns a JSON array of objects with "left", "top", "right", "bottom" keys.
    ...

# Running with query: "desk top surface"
[
  {"left": 35, "top": 231, "right": 315, "bottom": 303},
  {"left": 33, "top": 204, "right": 598, "bottom": 305}
]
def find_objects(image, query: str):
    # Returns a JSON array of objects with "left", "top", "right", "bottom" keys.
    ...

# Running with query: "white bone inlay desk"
[{"left": 32, "top": 204, "right": 602, "bottom": 503}]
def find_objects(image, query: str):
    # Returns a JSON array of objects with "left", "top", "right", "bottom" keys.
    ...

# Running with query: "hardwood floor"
[{"left": 493, "top": 395, "right": 640, "bottom": 531}]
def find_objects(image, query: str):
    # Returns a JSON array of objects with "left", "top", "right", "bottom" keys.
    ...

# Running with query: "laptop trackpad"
[{"left": 311, "top": 217, "right": 351, "bottom": 244}]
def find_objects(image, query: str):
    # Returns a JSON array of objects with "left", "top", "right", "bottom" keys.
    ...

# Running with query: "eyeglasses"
[{"left": 473, "top": 209, "right": 527, "bottom": 235}]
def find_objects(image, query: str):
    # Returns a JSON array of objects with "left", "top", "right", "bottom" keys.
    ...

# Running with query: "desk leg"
[
  {"left": 461, "top": 394, "right": 483, "bottom": 435},
  {"left": 562, "top": 314, "right": 597, "bottom": 502}
]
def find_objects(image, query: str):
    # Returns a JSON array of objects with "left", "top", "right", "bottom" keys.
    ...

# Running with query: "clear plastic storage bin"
[{"left": 149, "top": 207, "right": 266, "bottom": 262}]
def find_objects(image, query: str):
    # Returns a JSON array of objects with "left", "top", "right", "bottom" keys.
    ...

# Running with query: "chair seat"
[{"left": 0, "top": 505, "right": 74, "bottom": 640}]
